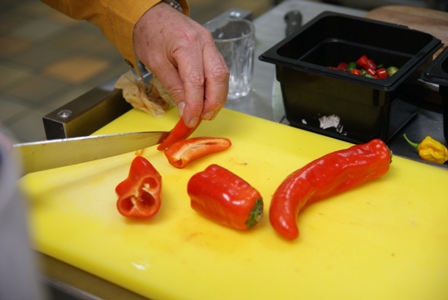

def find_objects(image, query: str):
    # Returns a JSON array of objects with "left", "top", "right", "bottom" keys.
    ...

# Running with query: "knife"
[{"left": 13, "top": 131, "right": 168, "bottom": 174}]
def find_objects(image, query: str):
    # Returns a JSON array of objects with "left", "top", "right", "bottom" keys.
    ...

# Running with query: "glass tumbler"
[{"left": 203, "top": 18, "right": 255, "bottom": 100}]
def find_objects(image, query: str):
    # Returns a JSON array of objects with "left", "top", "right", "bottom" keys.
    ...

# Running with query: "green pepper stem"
[
  {"left": 246, "top": 199, "right": 264, "bottom": 229},
  {"left": 403, "top": 134, "right": 419, "bottom": 150}
]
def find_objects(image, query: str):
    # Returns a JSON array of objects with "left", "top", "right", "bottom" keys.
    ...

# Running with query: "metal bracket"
[{"left": 43, "top": 75, "right": 132, "bottom": 139}]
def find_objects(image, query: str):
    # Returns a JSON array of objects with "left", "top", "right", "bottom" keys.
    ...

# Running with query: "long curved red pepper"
[
  {"left": 164, "top": 137, "right": 231, "bottom": 169},
  {"left": 157, "top": 118, "right": 202, "bottom": 151},
  {"left": 269, "top": 139, "right": 391, "bottom": 240},
  {"left": 115, "top": 156, "right": 162, "bottom": 218}
]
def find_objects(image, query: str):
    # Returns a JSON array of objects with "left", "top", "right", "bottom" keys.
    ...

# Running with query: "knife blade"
[{"left": 13, "top": 131, "right": 168, "bottom": 174}]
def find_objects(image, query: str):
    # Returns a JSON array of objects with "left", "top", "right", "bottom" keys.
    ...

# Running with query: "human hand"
[{"left": 134, "top": 3, "right": 229, "bottom": 128}]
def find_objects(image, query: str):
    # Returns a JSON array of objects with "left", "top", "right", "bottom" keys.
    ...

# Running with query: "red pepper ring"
[
  {"left": 164, "top": 137, "right": 231, "bottom": 169},
  {"left": 188, "top": 164, "right": 264, "bottom": 230},
  {"left": 269, "top": 139, "right": 392, "bottom": 240},
  {"left": 115, "top": 156, "right": 162, "bottom": 218},
  {"left": 157, "top": 118, "right": 202, "bottom": 151}
]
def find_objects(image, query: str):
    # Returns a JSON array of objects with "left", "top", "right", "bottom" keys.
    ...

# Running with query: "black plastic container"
[
  {"left": 259, "top": 12, "right": 442, "bottom": 143},
  {"left": 421, "top": 47, "right": 448, "bottom": 140}
]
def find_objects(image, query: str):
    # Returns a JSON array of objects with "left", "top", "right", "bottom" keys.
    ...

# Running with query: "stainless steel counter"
[{"left": 39, "top": 1, "right": 446, "bottom": 299}]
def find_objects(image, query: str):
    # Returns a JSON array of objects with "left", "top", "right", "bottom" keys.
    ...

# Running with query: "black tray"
[{"left": 259, "top": 11, "right": 442, "bottom": 143}]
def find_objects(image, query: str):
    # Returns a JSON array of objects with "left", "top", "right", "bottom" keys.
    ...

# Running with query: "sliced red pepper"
[
  {"left": 337, "top": 62, "right": 348, "bottom": 71},
  {"left": 365, "top": 67, "right": 376, "bottom": 76},
  {"left": 356, "top": 55, "right": 369, "bottom": 68},
  {"left": 350, "top": 68, "right": 362, "bottom": 76},
  {"left": 115, "top": 156, "right": 162, "bottom": 218},
  {"left": 376, "top": 67, "right": 389, "bottom": 79},
  {"left": 157, "top": 118, "right": 202, "bottom": 151},
  {"left": 331, "top": 55, "right": 398, "bottom": 80},
  {"left": 164, "top": 137, "right": 231, "bottom": 169},
  {"left": 269, "top": 139, "right": 391, "bottom": 240},
  {"left": 187, "top": 164, "right": 264, "bottom": 230},
  {"left": 365, "top": 59, "right": 377, "bottom": 70}
]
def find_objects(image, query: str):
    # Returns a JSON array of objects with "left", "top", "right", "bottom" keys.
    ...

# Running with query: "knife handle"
[{"left": 284, "top": 10, "right": 302, "bottom": 36}]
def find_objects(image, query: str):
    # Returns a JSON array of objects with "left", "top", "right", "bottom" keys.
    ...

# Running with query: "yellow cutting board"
[{"left": 20, "top": 108, "right": 448, "bottom": 300}]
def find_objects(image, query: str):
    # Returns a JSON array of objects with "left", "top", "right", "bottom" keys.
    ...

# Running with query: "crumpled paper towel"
[{"left": 114, "top": 71, "right": 176, "bottom": 117}]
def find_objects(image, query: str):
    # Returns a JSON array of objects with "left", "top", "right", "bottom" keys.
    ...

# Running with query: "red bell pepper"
[
  {"left": 157, "top": 118, "right": 202, "bottom": 151},
  {"left": 164, "top": 137, "right": 231, "bottom": 169},
  {"left": 187, "top": 164, "right": 264, "bottom": 230},
  {"left": 115, "top": 156, "right": 162, "bottom": 218},
  {"left": 269, "top": 139, "right": 391, "bottom": 240},
  {"left": 376, "top": 67, "right": 389, "bottom": 79}
]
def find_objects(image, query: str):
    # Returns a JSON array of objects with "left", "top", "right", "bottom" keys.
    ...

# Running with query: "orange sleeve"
[{"left": 42, "top": 0, "right": 190, "bottom": 73}]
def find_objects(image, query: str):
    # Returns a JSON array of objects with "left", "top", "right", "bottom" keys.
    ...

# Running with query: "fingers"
[
  {"left": 152, "top": 39, "right": 206, "bottom": 128},
  {"left": 177, "top": 56, "right": 206, "bottom": 128},
  {"left": 134, "top": 6, "right": 229, "bottom": 128},
  {"left": 201, "top": 39, "right": 229, "bottom": 120},
  {"left": 177, "top": 32, "right": 229, "bottom": 128}
]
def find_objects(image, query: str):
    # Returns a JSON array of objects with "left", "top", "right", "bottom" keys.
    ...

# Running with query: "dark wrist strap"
[{"left": 161, "top": 0, "right": 182, "bottom": 12}]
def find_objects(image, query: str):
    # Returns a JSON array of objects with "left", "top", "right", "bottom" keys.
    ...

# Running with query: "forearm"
[{"left": 42, "top": 0, "right": 190, "bottom": 73}]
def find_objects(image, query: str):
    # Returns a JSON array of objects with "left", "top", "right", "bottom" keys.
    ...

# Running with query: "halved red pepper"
[
  {"left": 157, "top": 118, "right": 202, "bottom": 151},
  {"left": 187, "top": 164, "right": 264, "bottom": 230},
  {"left": 269, "top": 139, "right": 391, "bottom": 240},
  {"left": 115, "top": 156, "right": 162, "bottom": 218},
  {"left": 164, "top": 137, "right": 231, "bottom": 169}
]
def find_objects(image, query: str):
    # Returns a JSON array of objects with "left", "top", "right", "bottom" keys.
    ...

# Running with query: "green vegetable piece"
[
  {"left": 387, "top": 66, "right": 399, "bottom": 77},
  {"left": 346, "top": 62, "right": 357, "bottom": 72}
]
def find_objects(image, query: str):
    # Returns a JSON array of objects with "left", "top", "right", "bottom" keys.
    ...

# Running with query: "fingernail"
[
  {"left": 177, "top": 102, "right": 185, "bottom": 117},
  {"left": 209, "top": 110, "right": 219, "bottom": 120},
  {"left": 187, "top": 116, "right": 199, "bottom": 128},
  {"left": 202, "top": 111, "right": 214, "bottom": 120}
]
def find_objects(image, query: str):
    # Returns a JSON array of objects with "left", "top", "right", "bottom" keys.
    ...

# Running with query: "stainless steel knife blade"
[{"left": 13, "top": 131, "right": 168, "bottom": 174}]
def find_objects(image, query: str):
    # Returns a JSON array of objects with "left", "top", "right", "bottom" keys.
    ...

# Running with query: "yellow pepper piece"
[{"left": 404, "top": 134, "right": 448, "bottom": 164}]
